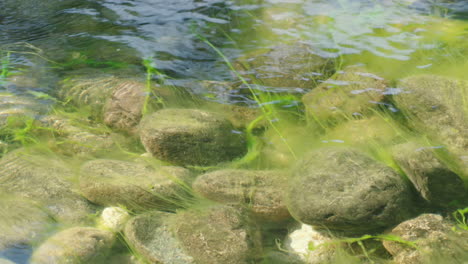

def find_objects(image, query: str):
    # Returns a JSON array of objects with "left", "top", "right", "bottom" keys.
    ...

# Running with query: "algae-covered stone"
[
  {"left": 392, "top": 142, "right": 466, "bottom": 208},
  {"left": 103, "top": 80, "right": 159, "bottom": 133},
  {"left": 31, "top": 227, "right": 115, "bottom": 264},
  {"left": 395, "top": 75, "right": 468, "bottom": 158},
  {"left": 0, "top": 92, "right": 48, "bottom": 126},
  {"left": 325, "top": 116, "right": 399, "bottom": 146},
  {"left": 193, "top": 169, "right": 290, "bottom": 222},
  {"left": 0, "top": 195, "right": 55, "bottom": 251},
  {"left": 40, "top": 114, "right": 125, "bottom": 156},
  {"left": 383, "top": 214, "right": 468, "bottom": 264},
  {"left": 287, "top": 147, "right": 414, "bottom": 234},
  {"left": 234, "top": 43, "right": 334, "bottom": 90},
  {"left": 0, "top": 149, "right": 95, "bottom": 223},
  {"left": 80, "top": 159, "right": 193, "bottom": 211},
  {"left": 124, "top": 205, "right": 262, "bottom": 264},
  {"left": 139, "top": 109, "right": 247, "bottom": 166},
  {"left": 302, "top": 67, "right": 386, "bottom": 124}
]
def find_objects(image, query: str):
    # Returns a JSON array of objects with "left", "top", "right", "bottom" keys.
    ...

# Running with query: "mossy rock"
[
  {"left": 302, "top": 67, "right": 386, "bottom": 126},
  {"left": 0, "top": 92, "right": 48, "bottom": 126},
  {"left": 394, "top": 75, "right": 468, "bottom": 159},
  {"left": 124, "top": 205, "right": 262, "bottom": 264},
  {"left": 31, "top": 227, "right": 115, "bottom": 264},
  {"left": 0, "top": 149, "right": 95, "bottom": 223},
  {"left": 383, "top": 214, "right": 468, "bottom": 264},
  {"left": 193, "top": 169, "right": 291, "bottom": 222},
  {"left": 287, "top": 147, "right": 415, "bottom": 235},
  {"left": 234, "top": 43, "right": 335, "bottom": 91},
  {"left": 79, "top": 159, "right": 193, "bottom": 211},
  {"left": 392, "top": 142, "right": 467, "bottom": 208},
  {"left": 0, "top": 195, "right": 55, "bottom": 251},
  {"left": 139, "top": 109, "right": 247, "bottom": 166}
]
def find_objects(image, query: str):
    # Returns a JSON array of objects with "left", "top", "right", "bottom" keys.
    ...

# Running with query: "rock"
[
  {"left": 103, "top": 80, "right": 160, "bottom": 133},
  {"left": 31, "top": 227, "right": 115, "bottom": 264},
  {"left": 139, "top": 109, "right": 247, "bottom": 166},
  {"left": 124, "top": 205, "right": 262, "bottom": 264},
  {"left": 58, "top": 76, "right": 121, "bottom": 115},
  {"left": 234, "top": 43, "right": 335, "bottom": 90},
  {"left": 284, "top": 224, "right": 334, "bottom": 263},
  {"left": 302, "top": 67, "right": 386, "bottom": 125},
  {"left": 392, "top": 142, "right": 467, "bottom": 208},
  {"left": 0, "top": 92, "right": 48, "bottom": 126},
  {"left": 259, "top": 251, "right": 304, "bottom": 264},
  {"left": 383, "top": 214, "right": 468, "bottom": 264},
  {"left": 193, "top": 169, "right": 290, "bottom": 222},
  {"left": 99, "top": 207, "right": 131, "bottom": 232},
  {"left": 0, "top": 195, "right": 55, "bottom": 251},
  {"left": 287, "top": 147, "right": 415, "bottom": 234},
  {"left": 325, "top": 116, "right": 398, "bottom": 147},
  {"left": 394, "top": 75, "right": 468, "bottom": 158},
  {"left": 0, "top": 149, "right": 95, "bottom": 223},
  {"left": 79, "top": 159, "right": 193, "bottom": 211},
  {"left": 40, "top": 115, "right": 124, "bottom": 156}
]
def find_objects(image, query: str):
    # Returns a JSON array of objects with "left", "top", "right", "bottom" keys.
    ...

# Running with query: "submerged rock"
[
  {"left": 31, "top": 227, "right": 115, "bottom": 264},
  {"left": 139, "top": 109, "right": 247, "bottom": 166},
  {"left": 0, "top": 149, "right": 95, "bottom": 223},
  {"left": 234, "top": 43, "right": 335, "bottom": 91},
  {"left": 287, "top": 147, "right": 414, "bottom": 234},
  {"left": 284, "top": 223, "right": 335, "bottom": 263},
  {"left": 40, "top": 115, "right": 127, "bottom": 156},
  {"left": 103, "top": 80, "right": 157, "bottom": 133},
  {"left": 0, "top": 195, "right": 55, "bottom": 251},
  {"left": 394, "top": 75, "right": 468, "bottom": 159},
  {"left": 392, "top": 142, "right": 467, "bottom": 208},
  {"left": 99, "top": 207, "right": 131, "bottom": 232},
  {"left": 193, "top": 169, "right": 290, "bottom": 222},
  {"left": 302, "top": 67, "right": 386, "bottom": 125},
  {"left": 0, "top": 92, "right": 48, "bottom": 126},
  {"left": 383, "top": 214, "right": 468, "bottom": 264},
  {"left": 80, "top": 159, "right": 193, "bottom": 211},
  {"left": 124, "top": 205, "right": 262, "bottom": 264}
]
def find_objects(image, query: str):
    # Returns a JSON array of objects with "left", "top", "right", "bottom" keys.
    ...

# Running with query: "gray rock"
[
  {"left": 193, "top": 169, "right": 290, "bottom": 222},
  {"left": 234, "top": 43, "right": 335, "bottom": 90},
  {"left": 395, "top": 75, "right": 468, "bottom": 159},
  {"left": 0, "top": 195, "right": 55, "bottom": 251},
  {"left": 383, "top": 214, "right": 468, "bottom": 264},
  {"left": 139, "top": 109, "right": 247, "bottom": 166},
  {"left": 287, "top": 147, "right": 414, "bottom": 234},
  {"left": 392, "top": 142, "right": 466, "bottom": 207},
  {"left": 79, "top": 159, "right": 193, "bottom": 211},
  {"left": 0, "top": 149, "right": 95, "bottom": 223},
  {"left": 124, "top": 205, "right": 262, "bottom": 264},
  {"left": 31, "top": 227, "right": 115, "bottom": 264},
  {"left": 302, "top": 67, "right": 386, "bottom": 125}
]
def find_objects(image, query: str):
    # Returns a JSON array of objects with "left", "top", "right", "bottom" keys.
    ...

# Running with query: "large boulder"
[
  {"left": 0, "top": 149, "right": 95, "bottom": 223},
  {"left": 394, "top": 75, "right": 468, "bottom": 160},
  {"left": 287, "top": 147, "right": 415, "bottom": 234},
  {"left": 234, "top": 43, "right": 335, "bottom": 91},
  {"left": 193, "top": 169, "right": 290, "bottom": 222},
  {"left": 139, "top": 109, "right": 247, "bottom": 166},
  {"left": 124, "top": 205, "right": 262, "bottom": 264},
  {"left": 30, "top": 227, "right": 115, "bottom": 264},
  {"left": 0, "top": 195, "right": 55, "bottom": 251},
  {"left": 302, "top": 67, "right": 386, "bottom": 126},
  {"left": 79, "top": 159, "right": 193, "bottom": 211},
  {"left": 383, "top": 214, "right": 468, "bottom": 264},
  {"left": 392, "top": 142, "right": 467, "bottom": 208}
]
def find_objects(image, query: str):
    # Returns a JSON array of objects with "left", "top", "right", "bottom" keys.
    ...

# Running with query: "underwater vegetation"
[{"left": 1, "top": 0, "right": 468, "bottom": 263}]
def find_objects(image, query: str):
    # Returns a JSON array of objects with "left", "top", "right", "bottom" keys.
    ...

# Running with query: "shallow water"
[{"left": 1, "top": 0, "right": 467, "bottom": 263}]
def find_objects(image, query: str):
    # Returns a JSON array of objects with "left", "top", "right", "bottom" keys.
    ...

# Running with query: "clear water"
[{"left": 1, "top": 0, "right": 467, "bottom": 263}]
